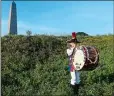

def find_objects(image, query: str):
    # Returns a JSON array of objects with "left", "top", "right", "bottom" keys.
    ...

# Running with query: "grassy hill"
[{"left": 1, "top": 34, "right": 114, "bottom": 96}]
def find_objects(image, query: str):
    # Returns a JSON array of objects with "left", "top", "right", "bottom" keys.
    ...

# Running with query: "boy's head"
[{"left": 69, "top": 42, "right": 77, "bottom": 48}]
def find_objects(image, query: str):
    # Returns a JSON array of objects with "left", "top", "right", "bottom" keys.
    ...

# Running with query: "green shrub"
[{"left": 1, "top": 35, "right": 114, "bottom": 96}]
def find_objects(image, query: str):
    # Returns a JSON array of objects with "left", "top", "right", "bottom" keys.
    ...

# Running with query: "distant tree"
[
  {"left": 77, "top": 32, "right": 89, "bottom": 36},
  {"left": 8, "top": 32, "right": 14, "bottom": 36},
  {"left": 8, "top": 33, "right": 15, "bottom": 37},
  {"left": 26, "top": 30, "right": 32, "bottom": 36}
]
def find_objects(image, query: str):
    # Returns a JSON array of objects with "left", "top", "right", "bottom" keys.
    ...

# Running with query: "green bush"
[{"left": 1, "top": 35, "right": 114, "bottom": 96}]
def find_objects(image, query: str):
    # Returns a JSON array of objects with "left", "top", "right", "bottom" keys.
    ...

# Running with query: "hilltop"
[{"left": 1, "top": 34, "right": 114, "bottom": 96}]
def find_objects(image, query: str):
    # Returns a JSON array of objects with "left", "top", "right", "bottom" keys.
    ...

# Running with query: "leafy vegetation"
[
  {"left": 77, "top": 32, "right": 89, "bottom": 36},
  {"left": 1, "top": 34, "right": 114, "bottom": 96}
]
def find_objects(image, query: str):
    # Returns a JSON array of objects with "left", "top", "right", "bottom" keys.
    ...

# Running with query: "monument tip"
[{"left": 12, "top": 0, "right": 15, "bottom": 3}]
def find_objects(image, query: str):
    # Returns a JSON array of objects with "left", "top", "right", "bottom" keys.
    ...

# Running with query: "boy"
[{"left": 66, "top": 32, "right": 81, "bottom": 95}]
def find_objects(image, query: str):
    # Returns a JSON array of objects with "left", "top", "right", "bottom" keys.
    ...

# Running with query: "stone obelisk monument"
[{"left": 8, "top": 1, "right": 17, "bottom": 35}]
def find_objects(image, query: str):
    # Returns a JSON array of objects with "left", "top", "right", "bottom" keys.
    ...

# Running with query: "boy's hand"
[{"left": 67, "top": 48, "right": 74, "bottom": 56}]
